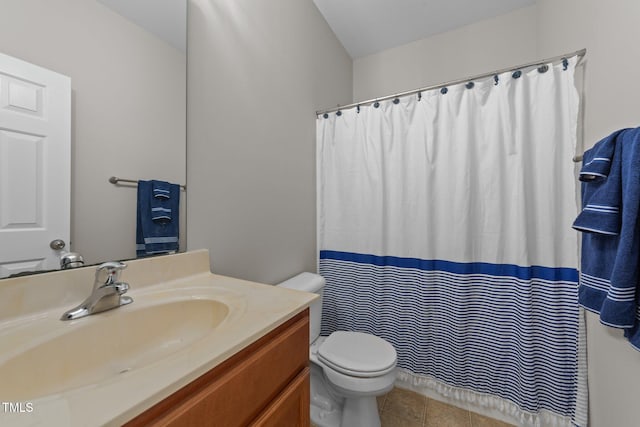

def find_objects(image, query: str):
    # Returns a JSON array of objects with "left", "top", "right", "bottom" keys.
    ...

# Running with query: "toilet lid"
[{"left": 318, "top": 331, "right": 397, "bottom": 378}]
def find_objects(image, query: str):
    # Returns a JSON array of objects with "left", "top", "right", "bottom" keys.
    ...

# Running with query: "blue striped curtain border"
[{"left": 320, "top": 250, "right": 578, "bottom": 282}]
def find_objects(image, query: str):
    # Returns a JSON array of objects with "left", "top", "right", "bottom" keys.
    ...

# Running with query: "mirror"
[{"left": 0, "top": 0, "right": 187, "bottom": 278}]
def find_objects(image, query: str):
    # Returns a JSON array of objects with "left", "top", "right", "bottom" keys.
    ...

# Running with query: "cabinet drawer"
[
  {"left": 250, "top": 368, "right": 310, "bottom": 427},
  {"left": 125, "top": 309, "right": 309, "bottom": 427}
]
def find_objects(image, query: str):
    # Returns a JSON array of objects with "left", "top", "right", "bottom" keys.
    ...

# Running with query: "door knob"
[{"left": 50, "top": 239, "right": 66, "bottom": 250}]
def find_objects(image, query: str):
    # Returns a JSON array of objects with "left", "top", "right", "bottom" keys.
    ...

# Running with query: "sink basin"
[{"left": 0, "top": 297, "right": 229, "bottom": 401}]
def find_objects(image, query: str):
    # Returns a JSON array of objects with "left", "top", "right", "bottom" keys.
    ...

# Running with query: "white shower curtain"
[{"left": 317, "top": 57, "right": 587, "bottom": 426}]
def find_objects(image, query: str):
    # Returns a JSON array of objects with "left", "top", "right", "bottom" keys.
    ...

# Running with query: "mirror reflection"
[{"left": 0, "top": 0, "right": 187, "bottom": 278}]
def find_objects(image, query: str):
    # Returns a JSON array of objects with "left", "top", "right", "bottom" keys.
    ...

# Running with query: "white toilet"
[{"left": 278, "top": 272, "right": 397, "bottom": 427}]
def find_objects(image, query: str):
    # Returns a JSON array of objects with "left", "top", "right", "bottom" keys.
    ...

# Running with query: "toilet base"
[
  {"left": 311, "top": 396, "right": 382, "bottom": 427},
  {"left": 310, "top": 403, "right": 341, "bottom": 427},
  {"left": 342, "top": 395, "right": 381, "bottom": 427},
  {"left": 310, "top": 363, "right": 342, "bottom": 427},
  {"left": 309, "top": 362, "right": 384, "bottom": 427}
]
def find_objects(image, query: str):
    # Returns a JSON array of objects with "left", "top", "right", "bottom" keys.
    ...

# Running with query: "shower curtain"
[{"left": 317, "top": 57, "right": 587, "bottom": 426}]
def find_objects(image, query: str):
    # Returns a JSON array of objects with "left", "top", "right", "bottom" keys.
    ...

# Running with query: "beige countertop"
[{"left": 0, "top": 250, "right": 316, "bottom": 426}]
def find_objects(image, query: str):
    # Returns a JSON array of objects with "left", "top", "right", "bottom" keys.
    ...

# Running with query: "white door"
[{"left": 0, "top": 52, "right": 71, "bottom": 278}]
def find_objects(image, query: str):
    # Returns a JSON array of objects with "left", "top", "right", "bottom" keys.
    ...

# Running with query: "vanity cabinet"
[{"left": 124, "top": 309, "right": 310, "bottom": 427}]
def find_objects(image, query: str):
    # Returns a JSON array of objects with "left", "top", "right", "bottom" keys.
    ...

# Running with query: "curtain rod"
[{"left": 316, "top": 48, "right": 587, "bottom": 116}]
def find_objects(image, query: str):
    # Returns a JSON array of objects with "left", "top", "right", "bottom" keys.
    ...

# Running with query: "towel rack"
[{"left": 108, "top": 176, "right": 186, "bottom": 190}]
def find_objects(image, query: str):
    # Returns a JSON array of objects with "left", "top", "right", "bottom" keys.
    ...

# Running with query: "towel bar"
[{"left": 109, "top": 176, "right": 186, "bottom": 191}]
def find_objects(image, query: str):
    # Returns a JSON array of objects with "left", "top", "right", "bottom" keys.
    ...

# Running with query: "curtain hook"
[
  {"left": 537, "top": 65, "right": 549, "bottom": 73},
  {"left": 465, "top": 82, "right": 474, "bottom": 89},
  {"left": 494, "top": 75, "right": 499, "bottom": 85},
  {"left": 374, "top": 101, "right": 380, "bottom": 108},
  {"left": 393, "top": 98, "right": 400, "bottom": 105},
  {"left": 562, "top": 58, "right": 568, "bottom": 70},
  {"left": 323, "top": 113, "right": 329, "bottom": 119},
  {"left": 512, "top": 70, "right": 522, "bottom": 79},
  {"left": 357, "top": 105, "right": 360, "bottom": 113},
  {"left": 440, "top": 87, "right": 448, "bottom": 95},
  {"left": 417, "top": 91, "right": 422, "bottom": 101}
]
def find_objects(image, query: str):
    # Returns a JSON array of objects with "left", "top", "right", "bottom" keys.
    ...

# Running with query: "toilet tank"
[{"left": 277, "top": 272, "right": 324, "bottom": 344}]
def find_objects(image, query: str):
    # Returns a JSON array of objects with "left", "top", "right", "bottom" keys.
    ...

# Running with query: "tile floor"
[
  {"left": 377, "top": 387, "right": 514, "bottom": 427},
  {"left": 313, "top": 387, "right": 515, "bottom": 427}
]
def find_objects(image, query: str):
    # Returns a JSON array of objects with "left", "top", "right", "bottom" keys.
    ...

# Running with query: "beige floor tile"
[
  {"left": 377, "top": 392, "right": 389, "bottom": 414},
  {"left": 382, "top": 387, "right": 427, "bottom": 425},
  {"left": 469, "top": 412, "right": 515, "bottom": 427},
  {"left": 313, "top": 387, "right": 514, "bottom": 427},
  {"left": 381, "top": 409, "right": 425, "bottom": 427},
  {"left": 423, "top": 398, "right": 471, "bottom": 427}
]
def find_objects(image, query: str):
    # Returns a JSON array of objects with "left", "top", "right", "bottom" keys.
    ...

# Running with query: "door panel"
[{"left": 0, "top": 52, "right": 70, "bottom": 278}]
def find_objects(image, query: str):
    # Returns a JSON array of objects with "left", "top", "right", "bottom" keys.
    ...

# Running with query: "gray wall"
[
  {"left": 352, "top": 1, "right": 640, "bottom": 426},
  {"left": 536, "top": 1, "right": 640, "bottom": 426},
  {"left": 353, "top": 6, "right": 538, "bottom": 101},
  {"left": 186, "top": 0, "right": 352, "bottom": 284},
  {"left": 0, "top": 0, "right": 186, "bottom": 265}
]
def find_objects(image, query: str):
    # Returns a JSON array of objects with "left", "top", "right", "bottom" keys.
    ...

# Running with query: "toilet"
[{"left": 278, "top": 272, "right": 397, "bottom": 427}]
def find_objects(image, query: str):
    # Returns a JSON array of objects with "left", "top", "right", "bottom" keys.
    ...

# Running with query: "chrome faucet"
[{"left": 60, "top": 261, "right": 133, "bottom": 320}]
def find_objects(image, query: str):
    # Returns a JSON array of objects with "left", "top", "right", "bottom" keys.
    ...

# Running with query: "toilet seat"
[{"left": 318, "top": 331, "right": 397, "bottom": 378}]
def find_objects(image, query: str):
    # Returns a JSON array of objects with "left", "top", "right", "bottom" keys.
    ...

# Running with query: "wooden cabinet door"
[
  {"left": 250, "top": 368, "right": 310, "bottom": 427},
  {"left": 125, "top": 310, "right": 309, "bottom": 427}
]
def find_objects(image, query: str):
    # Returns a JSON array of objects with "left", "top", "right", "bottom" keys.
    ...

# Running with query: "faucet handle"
[{"left": 95, "top": 261, "right": 127, "bottom": 285}]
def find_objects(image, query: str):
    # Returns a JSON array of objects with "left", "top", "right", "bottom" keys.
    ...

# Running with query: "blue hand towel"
[
  {"left": 150, "top": 180, "right": 173, "bottom": 222},
  {"left": 573, "top": 129, "right": 623, "bottom": 235},
  {"left": 577, "top": 132, "right": 618, "bottom": 181},
  {"left": 152, "top": 180, "right": 171, "bottom": 199},
  {"left": 572, "top": 128, "right": 640, "bottom": 347},
  {"left": 136, "top": 180, "right": 180, "bottom": 257},
  {"left": 151, "top": 205, "right": 172, "bottom": 222}
]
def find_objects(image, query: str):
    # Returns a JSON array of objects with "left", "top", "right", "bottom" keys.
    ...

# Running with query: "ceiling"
[
  {"left": 95, "top": 0, "right": 535, "bottom": 59},
  {"left": 97, "top": 0, "right": 186, "bottom": 52},
  {"left": 313, "top": 0, "right": 536, "bottom": 58}
]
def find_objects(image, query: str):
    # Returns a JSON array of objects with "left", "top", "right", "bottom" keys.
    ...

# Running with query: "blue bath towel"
[
  {"left": 136, "top": 180, "right": 180, "bottom": 257},
  {"left": 573, "top": 128, "right": 640, "bottom": 349}
]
